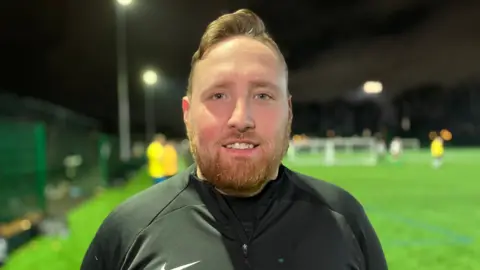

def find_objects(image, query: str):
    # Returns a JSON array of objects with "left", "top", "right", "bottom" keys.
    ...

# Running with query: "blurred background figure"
[
  {"left": 389, "top": 137, "right": 403, "bottom": 162},
  {"left": 180, "top": 139, "right": 195, "bottom": 167},
  {"left": 0, "top": 237, "right": 7, "bottom": 266},
  {"left": 431, "top": 136, "right": 444, "bottom": 168},
  {"left": 162, "top": 140, "right": 178, "bottom": 179},
  {"left": 375, "top": 133, "right": 387, "bottom": 163},
  {"left": 146, "top": 133, "right": 167, "bottom": 184}
]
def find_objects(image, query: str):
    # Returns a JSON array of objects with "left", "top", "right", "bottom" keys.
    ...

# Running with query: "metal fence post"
[{"left": 34, "top": 123, "right": 47, "bottom": 212}]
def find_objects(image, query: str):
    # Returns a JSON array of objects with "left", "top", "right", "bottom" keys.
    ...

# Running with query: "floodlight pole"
[{"left": 116, "top": 2, "right": 131, "bottom": 161}]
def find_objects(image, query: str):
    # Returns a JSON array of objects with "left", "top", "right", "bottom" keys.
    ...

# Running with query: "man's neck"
[
  {"left": 196, "top": 168, "right": 279, "bottom": 198},
  {"left": 215, "top": 183, "right": 268, "bottom": 198}
]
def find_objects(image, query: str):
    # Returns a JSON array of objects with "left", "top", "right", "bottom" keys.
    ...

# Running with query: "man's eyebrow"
[
  {"left": 198, "top": 81, "right": 232, "bottom": 99},
  {"left": 214, "top": 81, "right": 234, "bottom": 88},
  {"left": 200, "top": 80, "right": 280, "bottom": 95},
  {"left": 250, "top": 80, "right": 280, "bottom": 91},
  {"left": 199, "top": 81, "right": 231, "bottom": 93}
]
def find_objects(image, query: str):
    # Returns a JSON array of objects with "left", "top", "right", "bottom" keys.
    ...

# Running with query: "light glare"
[
  {"left": 363, "top": 81, "right": 383, "bottom": 94},
  {"left": 142, "top": 70, "right": 158, "bottom": 86},
  {"left": 117, "top": 0, "right": 132, "bottom": 6}
]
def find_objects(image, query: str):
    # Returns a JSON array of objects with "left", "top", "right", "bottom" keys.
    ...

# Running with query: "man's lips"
[{"left": 221, "top": 140, "right": 260, "bottom": 148}]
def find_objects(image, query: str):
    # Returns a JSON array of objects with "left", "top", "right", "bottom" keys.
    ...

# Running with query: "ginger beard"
[{"left": 187, "top": 117, "right": 291, "bottom": 196}]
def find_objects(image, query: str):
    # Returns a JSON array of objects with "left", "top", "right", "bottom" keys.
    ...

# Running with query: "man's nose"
[{"left": 227, "top": 100, "right": 255, "bottom": 132}]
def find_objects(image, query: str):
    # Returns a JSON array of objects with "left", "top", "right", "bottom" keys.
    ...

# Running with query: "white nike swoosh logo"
[{"left": 160, "top": 261, "right": 200, "bottom": 270}]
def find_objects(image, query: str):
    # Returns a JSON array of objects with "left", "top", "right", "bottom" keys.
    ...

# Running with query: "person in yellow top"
[
  {"left": 147, "top": 134, "right": 167, "bottom": 184},
  {"left": 162, "top": 141, "right": 179, "bottom": 178},
  {"left": 431, "top": 136, "right": 444, "bottom": 168}
]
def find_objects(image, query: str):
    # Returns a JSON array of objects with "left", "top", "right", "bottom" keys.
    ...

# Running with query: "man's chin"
[{"left": 195, "top": 145, "right": 285, "bottom": 197}]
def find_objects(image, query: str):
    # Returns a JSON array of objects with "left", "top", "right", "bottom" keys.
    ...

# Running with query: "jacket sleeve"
[
  {"left": 348, "top": 198, "right": 388, "bottom": 270},
  {"left": 80, "top": 212, "right": 125, "bottom": 270}
]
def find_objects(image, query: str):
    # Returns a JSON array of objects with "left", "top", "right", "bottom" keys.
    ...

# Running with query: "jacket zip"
[
  {"left": 242, "top": 243, "right": 251, "bottom": 267},
  {"left": 202, "top": 178, "right": 280, "bottom": 269},
  {"left": 242, "top": 243, "right": 248, "bottom": 257},
  {"left": 214, "top": 192, "right": 254, "bottom": 268}
]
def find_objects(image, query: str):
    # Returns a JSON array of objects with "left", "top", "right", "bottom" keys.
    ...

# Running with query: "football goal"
[{"left": 287, "top": 137, "right": 379, "bottom": 166}]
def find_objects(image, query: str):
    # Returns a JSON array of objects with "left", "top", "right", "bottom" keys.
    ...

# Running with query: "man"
[
  {"left": 0, "top": 237, "right": 7, "bottom": 267},
  {"left": 375, "top": 133, "right": 387, "bottom": 163},
  {"left": 146, "top": 134, "right": 167, "bottom": 184},
  {"left": 162, "top": 140, "right": 179, "bottom": 178},
  {"left": 81, "top": 9, "right": 387, "bottom": 270},
  {"left": 389, "top": 137, "right": 403, "bottom": 162},
  {"left": 431, "top": 136, "right": 444, "bottom": 168},
  {"left": 180, "top": 139, "right": 195, "bottom": 167}
]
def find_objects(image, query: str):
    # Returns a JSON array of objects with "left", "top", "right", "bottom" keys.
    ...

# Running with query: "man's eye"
[
  {"left": 212, "top": 93, "right": 226, "bottom": 100},
  {"left": 255, "top": 93, "right": 272, "bottom": 100}
]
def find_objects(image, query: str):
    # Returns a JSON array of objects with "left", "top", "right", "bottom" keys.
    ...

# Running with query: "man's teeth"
[{"left": 226, "top": 143, "right": 254, "bottom": 149}]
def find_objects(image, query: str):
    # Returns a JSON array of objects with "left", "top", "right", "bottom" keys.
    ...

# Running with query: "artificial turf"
[{"left": 3, "top": 149, "right": 479, "bottom": 270}]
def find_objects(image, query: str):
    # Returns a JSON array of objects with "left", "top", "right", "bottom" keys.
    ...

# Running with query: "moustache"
[{"left": 219, "top": 131, "right": 263, "bottom": 146}]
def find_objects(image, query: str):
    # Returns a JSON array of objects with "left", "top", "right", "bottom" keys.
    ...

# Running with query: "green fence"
[
  {"left": 0, "top": 119, "right": 127, "bottom": 223},
  {"left": 0, "top": 121, "right": 44, "bottom": 223},
  {"left": 0, "top": 93, "right": 148, "bottom": 259}
]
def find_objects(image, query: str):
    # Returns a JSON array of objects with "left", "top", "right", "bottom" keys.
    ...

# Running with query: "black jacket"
[{"left": 81, "top": 164, "right": 387, "bottom": 270}]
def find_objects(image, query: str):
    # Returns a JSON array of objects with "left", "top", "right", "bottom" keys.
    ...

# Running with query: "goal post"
[{"left": 287, "top": 137, "right": 379, "bottom": 166}]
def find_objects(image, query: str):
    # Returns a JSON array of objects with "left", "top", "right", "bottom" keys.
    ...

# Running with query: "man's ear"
[{"left": 182, "top": 96, "right": 190, "bottom": 124}]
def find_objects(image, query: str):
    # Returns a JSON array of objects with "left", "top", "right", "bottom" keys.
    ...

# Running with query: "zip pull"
[
  {"left": 242, "top": 244, "right": 248, "bottom": 257},
  {"left": 242, "top": 244, "right": 251, "bottom": 268}
]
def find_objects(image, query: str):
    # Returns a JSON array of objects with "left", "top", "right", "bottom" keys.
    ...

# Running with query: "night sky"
[{"left": 1, "top": 0, "right": 479, "bottom": 134}]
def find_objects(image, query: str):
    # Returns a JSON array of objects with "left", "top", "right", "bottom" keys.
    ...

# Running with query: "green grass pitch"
[{"left": 3, "top": 149, "right": 479, "bottom": 270}]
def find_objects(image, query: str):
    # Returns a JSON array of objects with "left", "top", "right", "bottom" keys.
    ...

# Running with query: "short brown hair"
[{"left": 186, "top": 9, "right": 287, "bottom": 96}]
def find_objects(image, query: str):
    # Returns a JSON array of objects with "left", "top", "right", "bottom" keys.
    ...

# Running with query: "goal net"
[
  {"left": 287, "top": 137, "right": 379, "bottom": 166},
  {"left": 400, "top": 138, "right": 421, "bottom": 151}
]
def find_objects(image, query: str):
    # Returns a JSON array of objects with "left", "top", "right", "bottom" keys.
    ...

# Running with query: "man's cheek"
[
  {"left": 196, "top": 123, "right": 220, "bottom": 146},
  {"left": 259, "top": 122, "right": 281, "bottom": 138}
]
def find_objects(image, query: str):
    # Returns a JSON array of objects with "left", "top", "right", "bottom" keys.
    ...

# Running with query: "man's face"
[
  {"left": 155, "top": 137, "right": 166, "bottom": 145},
  {"left": 183, "top": 36, "right": 292, "bottom": 196}
]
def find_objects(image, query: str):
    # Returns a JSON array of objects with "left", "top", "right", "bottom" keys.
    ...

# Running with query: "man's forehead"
[
  {"left": 196, "top": 61, "right": 275, "bottom": 81},
  {"left": 192, "top": 37, "right": 287, "bottom": 90},
  {"left": 203, "top": 36, "right": 281, "bottom": 63}
]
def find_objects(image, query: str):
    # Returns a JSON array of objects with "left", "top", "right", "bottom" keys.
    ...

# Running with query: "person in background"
[
  {"left": 374, "top": 133, "right": 387, "bottom": 163},
  {"left": 180, "top": 139, "right": 195, "bottom": 167},
  {"left": 0, "top": 237, "right": 7, "bottom": 267},
  {"left": 389, "top": 136, "right": 403, "bottom": 162},
  {"left": 431, "top": 136, "right": 444, "bottom": 168},
  {"left": 162, "top": 140, "right": 178, "bottom": 179},
  {"left": 146, "top": 133, "right": 167, "bottom": 184}
]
